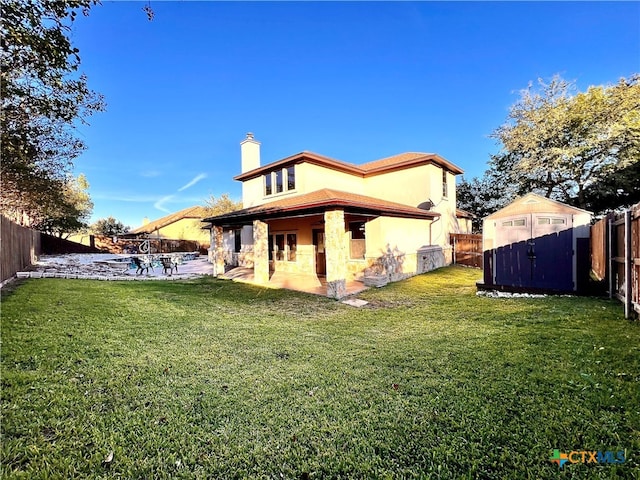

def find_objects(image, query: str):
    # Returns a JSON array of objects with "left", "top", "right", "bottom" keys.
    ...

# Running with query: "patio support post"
[
  {"left": 212, "top": 226, "right": 225, "bottom": 276},
  {"left": 253, "top": 220, "right": 269, "bottom": 284},
  {"left": 324, "top": 209, "right": 347, "bottom": 299}
]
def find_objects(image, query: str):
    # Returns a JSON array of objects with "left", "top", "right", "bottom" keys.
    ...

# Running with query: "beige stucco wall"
[
  {"left": 242, "top": 176, "right": 265, "bottom": 208},
  {"left": 361, "top": 217, "right": 433, "bottom": 278},
  {"left": 297, "top": 163, "right": 365, "bottom": 196},
  {"left": 363, "top": 166, "right": 430, "bottom": 208}
]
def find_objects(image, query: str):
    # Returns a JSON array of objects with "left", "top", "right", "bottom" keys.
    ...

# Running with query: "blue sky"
[{"left": 70, "top": 1, "right": 640, "bottom": 229}]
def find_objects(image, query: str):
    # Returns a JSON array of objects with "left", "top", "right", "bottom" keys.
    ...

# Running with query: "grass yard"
[{"left": 1, "top": 266, "right": 639, "bottom": 479}]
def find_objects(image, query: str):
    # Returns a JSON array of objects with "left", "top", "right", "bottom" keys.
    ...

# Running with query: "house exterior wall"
[
  {"left": 241, "top": 162, "right": 367, "bottom": 208},
  {"left": 363, "top": 166, "right": 430, "bottom": 208},
  {"left": 359, "top": 216, "right": 439, "bottom": 280},
  {"left": 267, "top": 217, "right": 316, "bottom": 275},
  {"left": 242, "top": 176, "right": 265, "bottom": 208},
  {"left": 239, "top": 158, "right": 461, "bottom": 248},
  {"left": 457, "top": 217, "right": 473, "bottom": 234},
  {"left": 298, "top": 163, "right": 365, "bottom": 197}
]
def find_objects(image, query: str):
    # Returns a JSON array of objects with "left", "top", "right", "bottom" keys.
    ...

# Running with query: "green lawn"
[{"left": 1, "top": 267, "right": 638, "bottom": 479}]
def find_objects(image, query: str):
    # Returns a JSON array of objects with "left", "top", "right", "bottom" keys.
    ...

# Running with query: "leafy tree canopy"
[
  {"left": 1, "top": 0, "right": 105, "bottom": 223},
  {"left": 203, "top": 194, "right": 243, "bottom": 217},
  {"left": 91, "top": 216, "right": 130, "bottom": 236},
  {"left": 33, "top": 174, "right": 94, "bottom": 237},
  {"left": 489, "top": 74, "right": 639, "bottom": 212}
]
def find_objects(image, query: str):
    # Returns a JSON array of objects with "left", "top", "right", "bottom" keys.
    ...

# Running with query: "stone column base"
[{"left": 327, "top": 279, "right": 347, "bottom": 299}]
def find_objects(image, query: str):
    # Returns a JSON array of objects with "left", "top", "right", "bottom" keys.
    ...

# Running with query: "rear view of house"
[{"left": 204, "top": 133, "right": 469, "bottom": 298}]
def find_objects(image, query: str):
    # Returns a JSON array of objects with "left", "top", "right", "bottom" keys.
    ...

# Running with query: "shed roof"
[{"left": 484, "top": 193, "right": 592, "bottom": 220}]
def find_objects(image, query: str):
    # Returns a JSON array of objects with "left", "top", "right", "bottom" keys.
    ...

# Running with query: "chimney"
[
  {"left": 240, "top": 132, "right": 260, "bottom": 173},
  {"left": 142, "top": 217, "right": 150, "bottom": 226}
]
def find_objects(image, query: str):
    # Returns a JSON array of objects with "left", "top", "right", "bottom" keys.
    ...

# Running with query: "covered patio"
[
  {"left": 222, "top": 266, "right": 368, "bottom": 297},
  {"left": 203, "top": 189, "right": 439, "bottom": 299}
]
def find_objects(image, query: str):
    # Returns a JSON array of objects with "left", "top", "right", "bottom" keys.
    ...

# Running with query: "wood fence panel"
[
  {"left": 632, "top": 204, "right": 640, "bottom": 312},
  {"left": 590, "top": 216, "right": 608, "bottom": 281},
  {"left": 451, "top": 233, "right": 483, "bottom": 268},
  {"left": 609, "top": 203, "right": 640, "bottom": 319},
  {"left": 1, "top": 215, "right": 41, "bottom": 283}
]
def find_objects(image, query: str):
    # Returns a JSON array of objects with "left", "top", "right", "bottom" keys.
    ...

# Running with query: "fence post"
[
  {"left": 624, "top": 209, "right": 632, "bottom": 319},
  {"left": 452, "top": 235, "right": 457, "bottom": 265},
  {"left": 608, "top": 217, "right": 614, "bottom": 299}
]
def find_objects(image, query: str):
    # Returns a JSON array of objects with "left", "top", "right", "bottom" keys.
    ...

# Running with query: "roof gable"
[{"left": 485, "top": 193, "right": 592, "bottom": 220}]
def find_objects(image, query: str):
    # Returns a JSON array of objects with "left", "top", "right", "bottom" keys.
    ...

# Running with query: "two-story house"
[{"left": 203, "top": 133, "right": 468, "bottom": 298}]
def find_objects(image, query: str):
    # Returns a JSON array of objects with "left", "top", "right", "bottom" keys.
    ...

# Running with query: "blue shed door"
[{"left": 494, "top": 214, "right": 574, "bottom": 291}]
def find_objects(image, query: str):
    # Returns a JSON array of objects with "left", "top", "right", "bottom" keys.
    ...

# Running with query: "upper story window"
[
  {"left": 275, "top": 169, "right": 283, "bottom": 194},
  {"left": 264, "top": 165, "right": 296, "bottom": 197},
  {"left": 265, "top": 174, "right": 272, "bottom": 196},
  {"left": 442, "top": 169, "right": 448, "bottom": 198},
  {"left": 287, "top": 166, "right": 296, "bottom": 190}
]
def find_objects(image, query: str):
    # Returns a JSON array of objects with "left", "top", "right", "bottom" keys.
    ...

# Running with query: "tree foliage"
[
  {"left": 457, "top": 171, "right": 513, "bottom": 232},
  {"left": 0, "top": 0, "right": 105, "bottom": 223},
  {"left": 33, "top": 174, "right": 94, "bottom": 237},
  {"left": 91, "top": 216, "right": 130, "bottom": 236},
  {"left": 203, "top": 194, "right": 243, "bottom": 217},
  {"left": 490, "top": 74, "right": 640, "bottom": 212}
]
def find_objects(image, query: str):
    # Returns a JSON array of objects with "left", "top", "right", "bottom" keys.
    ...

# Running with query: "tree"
[
  {"left": 457, "top": 172, "right": 513, "bottom": 232},
  {"left": 203, "top": 193, "right": 243, "bottom": 217},
  {"left": 91, "top": 217, "right": 130, "bottom": 236},
  {"left": 1, "top": 0, "right": 105, "bottom": 224},
  {"left": 490, "top": 74, "right": 640, "bottom": 212},
  {"left": 33, "top": 174, "right": 94, "bottom": 237}
]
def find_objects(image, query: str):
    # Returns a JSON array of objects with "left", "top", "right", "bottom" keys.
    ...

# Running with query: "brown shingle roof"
[
  {"left": 360, "top": 152, "right": 464, "bottom": 175},
  {"left": 203, "top": 189, "right": 439, "bottom": 226},
  {"left": 129, "top": 205, "right": 209, "bottom": 234},
  {"left": 234, "top": 151, "right": 463, "bottom": 181}
]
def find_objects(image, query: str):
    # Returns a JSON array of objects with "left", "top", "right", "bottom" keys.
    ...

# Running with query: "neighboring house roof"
[
  {"left": 129, "top": 206, "right": 209, "bottom": 235},
  {"left": 203, "top": 188, "right": 440, "bottom": 227},
  {"left": 234, "top": 151, "right": 463, "bottom": 181},
  {"left": 456, "top": 208, "right": 475, "bottom": 219}
]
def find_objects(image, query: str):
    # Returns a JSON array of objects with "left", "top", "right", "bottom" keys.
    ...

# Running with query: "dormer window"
[{"left": 264, "top": 165, "right": 296, "bottom": 197}]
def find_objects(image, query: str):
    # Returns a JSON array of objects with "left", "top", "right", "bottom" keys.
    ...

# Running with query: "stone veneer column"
[
  {"left": 253, "top": 220, "right": 269, "bottom": 284},
  {"left": 324, "top": 209, "right": 347, "bottom": 299},
  {"left": 212, "top": 226, "right": 225, "bottom": 276}
]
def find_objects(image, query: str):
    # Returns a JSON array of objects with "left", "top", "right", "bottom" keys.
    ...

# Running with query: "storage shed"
[{"left": 480, "top": 193, "right": 592, "bottom": 294}]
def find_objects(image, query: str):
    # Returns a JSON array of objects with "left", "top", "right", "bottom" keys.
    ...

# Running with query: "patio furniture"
[
  {"left": 132, "top": 256, "right": 153, "bottom": 275},
  {"left": 160, "top": 256, "right": 178, "bottom": 276}
]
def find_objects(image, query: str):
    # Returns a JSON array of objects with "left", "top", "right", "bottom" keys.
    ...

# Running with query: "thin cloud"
[
  {"left": 140, "top": 170, "right": 163, "bottom": 178},
  {"left": 154, "top": 195, "right": 174, "bottom": 213},
  {"left": 178, "top": 173, "right": 207, "bottom": 192}
]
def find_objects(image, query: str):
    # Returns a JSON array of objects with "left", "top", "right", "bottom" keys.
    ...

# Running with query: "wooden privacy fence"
[
  {"left": 451, "top": 233, "right": 483, "bottom": 268},
  {"left": 1, "top": 215, "right": 41, "bottom": 284},
  {"left": 590, "top": 202, "right": 640, "bottom": 319}
]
